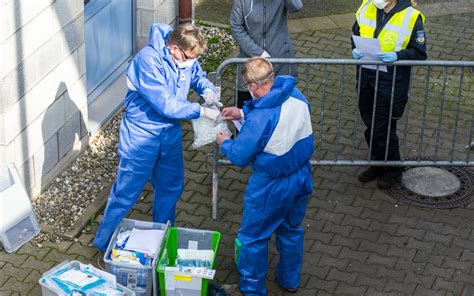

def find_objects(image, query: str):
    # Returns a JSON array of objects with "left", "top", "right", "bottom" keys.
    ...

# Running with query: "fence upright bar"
[
  {"left": 467, "top": 114, "right": 474, "bottom": 162},
  {"left": 317, "top": 64, "right": 328, "bottom": 162},
  {"left": 335, "top": 65, "right": 346, "bottom": 162},
  {"left": 418, "top": 66, "right": 431, "bottom": 161},
  {"left": 368, "top": 66, "right": 380, "bottom": 162},
  {"left": 212, "top": 142, "right": 219, "bottom": 220},
  {"left": 384, "top": 66, "right": 397, "bottom": 162},
  {"left": 352, "top": 65, "right": 363, "bottom": 162},
  {"left": 434, "top": 67, "right": 448, "bottom": 161},
  {"left": 402, "top": 67, "right": 413, "bottom": 160},
  {"left": 450, "top": 67, "right": 465, "bottom": 162}
]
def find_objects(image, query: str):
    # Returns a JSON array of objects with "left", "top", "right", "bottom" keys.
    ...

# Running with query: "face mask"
[
  {"left": 176, "top": 59, "right": 196, "bottom": 69},
  {"left": 373, "top": 0, "right": 389, "bottom": 9}
]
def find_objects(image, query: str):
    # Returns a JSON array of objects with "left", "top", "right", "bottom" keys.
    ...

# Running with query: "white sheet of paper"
[
  {"left": 57, "top": 268, "right": 101, "bottom": 287},
  {"left": 124, "top": 228, "right": 165, "bottom": 257},
  {"left": 232, "top": 119, "right": 245, "bottom": 131},
  {"left": 352, "top": 35, "right": 388, "bottom": 73}
]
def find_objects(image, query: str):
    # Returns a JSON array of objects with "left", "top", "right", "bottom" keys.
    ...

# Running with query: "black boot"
[{"left": 358, "top": 167, "right": 379, "bottom": 183}]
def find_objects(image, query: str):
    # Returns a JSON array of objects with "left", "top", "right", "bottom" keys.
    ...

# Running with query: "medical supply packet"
[{"left": 192, "top": 104, "right": 231, "bottom": 149}]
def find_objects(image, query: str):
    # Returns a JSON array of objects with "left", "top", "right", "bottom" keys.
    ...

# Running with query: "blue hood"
[
  {"left": 245, "top": 76, "right": 297, "bottom": 111},
  {"left": 148, "top": 23, "right": 173, "bottom": 52}
]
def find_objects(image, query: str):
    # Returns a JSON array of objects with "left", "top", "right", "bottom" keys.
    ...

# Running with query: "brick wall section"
[
  {"left": 136, "top": 0, "right": 178, "bottom": 50},
  {"left": 0, "top": 0, "right": 88, "bottom": 197}
]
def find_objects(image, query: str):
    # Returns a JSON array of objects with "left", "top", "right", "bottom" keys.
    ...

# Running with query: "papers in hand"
[
  {"left": 352, "top": 35, "right": 388, "bottom": 73},
  {"left": 232, "top": 119, "right": 245, "bottom": 131},
  {"left": 124, "top": 228, "right": 165, "bottom": 257}
]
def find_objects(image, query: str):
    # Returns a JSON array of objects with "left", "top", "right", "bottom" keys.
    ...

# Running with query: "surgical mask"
[
  {"left": 373, "top": 0, "right": 389, "bottom": 9},
  {"left": 176, "top": 59, "right": 196, "bottom": 69}
]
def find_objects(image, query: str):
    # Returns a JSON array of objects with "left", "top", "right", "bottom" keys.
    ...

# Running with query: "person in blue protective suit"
[
  {"left": 217, "top": 57, "right": 314, "bottom": 295},
  {"left": 93, "top": 23, "right": 221, "bottom": 254}
]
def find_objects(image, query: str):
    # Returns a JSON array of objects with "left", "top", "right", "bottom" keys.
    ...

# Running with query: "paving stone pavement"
[{"left": 1, "top": 10, "right": 474, "bottom": 296}]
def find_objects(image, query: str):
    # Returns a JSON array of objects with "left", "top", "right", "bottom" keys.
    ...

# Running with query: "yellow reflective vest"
[{"left": 355, "top": 0, "right": 425, "bottom": 52}]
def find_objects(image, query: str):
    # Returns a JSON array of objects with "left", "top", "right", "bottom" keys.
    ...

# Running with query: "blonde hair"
[
  {"left": 241, "top": 57, "right": 274, "bottom": 85},
  {"left": 168, "top": 23, "right": 207, "bottom": 55}
]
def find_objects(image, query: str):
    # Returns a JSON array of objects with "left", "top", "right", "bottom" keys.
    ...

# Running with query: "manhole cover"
[
  {"left": 387, "top": 162, "right": 474, "bottom": 209},
  {"left": 402, "top": 167, "right": 461, "bottom": 197}
]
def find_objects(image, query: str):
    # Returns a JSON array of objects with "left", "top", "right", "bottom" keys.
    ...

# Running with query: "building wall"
[
  {"left": 0, "top": 0, "right": 177, "bottom": 199},
  {"left": 136, "top": 0, "right": 178, "bottom": 50},
  {"left": 0, "top": 0, "right": 88, "bottom": 198}
]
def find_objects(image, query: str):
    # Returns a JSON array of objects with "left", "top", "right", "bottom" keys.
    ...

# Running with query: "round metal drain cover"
[
  {"left": 402, "top": 167, "right": 461, "bottom": 197},
  {"left": 387, "top": 163, "right": 474, "bottom": 209}
]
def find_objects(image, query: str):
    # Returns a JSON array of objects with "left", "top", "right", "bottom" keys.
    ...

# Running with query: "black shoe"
[
  {"left": 377, "top": 173, "right": 401, "bottom": 190},
  {"left": 358, "top": 167, "right": 379, "bottom": 183},
  {"left": 285, "top": 288, "right": 298, "bottom": 293}
]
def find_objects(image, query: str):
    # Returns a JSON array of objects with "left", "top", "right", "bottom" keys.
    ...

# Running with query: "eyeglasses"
[
  {"left": 177, "top": 45, "right": 193, "bottom": 61},
  {"left": 242, "top": 72, "right": 274, "bottom": 88}
]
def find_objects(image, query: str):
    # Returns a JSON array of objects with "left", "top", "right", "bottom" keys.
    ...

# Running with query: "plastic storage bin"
[
  {"left": 0, "top": 163, "right": 40, "bottom": 253},
  {"left": 39, "top": 260, "right": 135, "bottom": 295},
  {"left": 104, "top": 218, "right": 168, "bottom": 296},
  {"left": 157, "top": 227, "right": 221, "bottom": 296}
]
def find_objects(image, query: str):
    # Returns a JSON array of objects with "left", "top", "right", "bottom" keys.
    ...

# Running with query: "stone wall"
[
  {"left": 136, "top": 0, "right": 178, "bottom": 50},
  {"left": 0, "top": 0, "right": 88, "bottom": 198}
]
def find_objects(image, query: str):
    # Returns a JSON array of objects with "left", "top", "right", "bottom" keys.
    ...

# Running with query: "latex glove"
[
  {"left": 200, "top": 107, "right": 221, "bottom": 122},
  {"left": 378, "top": 52, "right": 398, "bottom": 63},
  {"left": 352, "top": 48, "right": 364, "bottom": 59},
  {"left": 202, "top": 89, "right": 221, "bottom": 106},
  {"left": 260, "top": 50, "right": 271, "bottom": 58},
  {"left": 217, "top": 132, "right": 231, "bottom": 146},
  {"left": 221, "top": 107, "right": 242, "bottom": 120}
]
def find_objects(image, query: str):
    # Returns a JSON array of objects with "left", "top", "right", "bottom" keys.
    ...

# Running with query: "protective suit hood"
[
  {"left": 148, "top": 23, "right": 173, "bottom": 53},
  {"left": 246, "top": 76, "right": 296, "bottom": 110}
]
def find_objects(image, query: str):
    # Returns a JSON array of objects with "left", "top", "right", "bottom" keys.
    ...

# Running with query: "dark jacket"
[
  {"left": 352, "top": 0, "right": 427, "bottom": 97},
  {"left": 230, "top": 0, "right": 302, "bottom": 88}
]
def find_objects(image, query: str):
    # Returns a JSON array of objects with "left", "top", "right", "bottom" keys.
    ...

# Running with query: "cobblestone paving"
[{"left": 1, "top": 12, "right": 474, "bottom": 296}]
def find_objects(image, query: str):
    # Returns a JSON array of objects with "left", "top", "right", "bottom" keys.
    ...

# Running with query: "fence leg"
[{"left": 212, "top": 143, "right": 219, "bottom": 220}]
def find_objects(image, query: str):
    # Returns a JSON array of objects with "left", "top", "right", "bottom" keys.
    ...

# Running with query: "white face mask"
[
  {"left": 373, "top": 0, "right": 389, "bottom": 9},
  {"left": 176, "top": 59, "right": 196, "bottom": 69}
]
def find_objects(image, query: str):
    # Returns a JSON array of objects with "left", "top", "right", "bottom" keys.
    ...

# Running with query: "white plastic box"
[
  {"left": 0, "top": 163, "right": 40, "bottom": 253},
  {"left": 104, "top": 218, "right": 169, "bottom": 296},
  {"left": 39, "top": 260, "right": 135, "bottom": 295}
]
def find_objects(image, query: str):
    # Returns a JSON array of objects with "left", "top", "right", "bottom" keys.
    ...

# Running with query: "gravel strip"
[{"left": 32, "top": 25, "right": 236, "bottom": 244}]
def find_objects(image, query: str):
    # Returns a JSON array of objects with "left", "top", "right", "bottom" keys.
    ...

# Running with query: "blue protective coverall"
[
  {"left": 93, "top": 23, "right": 215, "bottom": 251},
  {"left": 220, "top": 76, "right": 314, "bottom": 295}
]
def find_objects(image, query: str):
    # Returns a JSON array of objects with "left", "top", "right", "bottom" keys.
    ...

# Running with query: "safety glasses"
[{"left": 242, "top": 71, "right": 275, "bottom": 89}]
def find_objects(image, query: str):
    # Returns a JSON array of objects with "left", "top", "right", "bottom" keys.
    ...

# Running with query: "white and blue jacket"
[{"left": 221, "top": 75, "right": 314, "bottom": 178}]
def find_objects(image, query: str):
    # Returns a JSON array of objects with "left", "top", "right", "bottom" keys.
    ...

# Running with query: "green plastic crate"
[{"left": 157, "top": 227, "right": 220, "bottom": 296}]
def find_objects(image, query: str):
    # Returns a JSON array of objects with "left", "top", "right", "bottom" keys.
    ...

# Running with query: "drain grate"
[{"left": 387, "top": 159, "right": 474, "bottom": 209}]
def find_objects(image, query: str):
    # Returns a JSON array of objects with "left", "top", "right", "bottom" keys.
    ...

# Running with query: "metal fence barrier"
[{"left": 209, "top": 58, "right": 474, "bottom": 219}]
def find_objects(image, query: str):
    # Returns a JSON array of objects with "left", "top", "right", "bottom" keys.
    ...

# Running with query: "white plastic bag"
[{"left": 191, "top": 105, "right": 231, "bottom": 149}]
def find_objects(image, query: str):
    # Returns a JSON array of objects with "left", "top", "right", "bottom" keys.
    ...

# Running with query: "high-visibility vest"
[{"left": 355, "top": 0, "right": 425, "bottom": 52}]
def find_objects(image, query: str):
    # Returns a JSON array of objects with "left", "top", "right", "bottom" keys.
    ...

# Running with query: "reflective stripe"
[
  {"left": 357, "top": 2, "right": 422, "bottom": 52},
  {"left": 395, "top": 7, "right": 416, "bottom": 51},
  {"left": 356, "top": 0, "right": 372, "bottom": 26}
]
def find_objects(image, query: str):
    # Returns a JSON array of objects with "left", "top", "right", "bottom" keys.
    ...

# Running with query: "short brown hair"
[
  {"left": 168, "top": 23, "right": 207, "bottom": 55},
  {"left": 241, "top": 57, "right": 274, "bottom": 86}
]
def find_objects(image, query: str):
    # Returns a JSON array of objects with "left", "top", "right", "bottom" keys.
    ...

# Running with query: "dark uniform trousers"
[{"left": 358, "top": 81, "right": 408, "bottom": 178}]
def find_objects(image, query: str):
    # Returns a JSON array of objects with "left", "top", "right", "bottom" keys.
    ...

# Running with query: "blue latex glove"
[
  {"left": 378, "top": 52, "right": 398, "bottom": 63},
  {"left": 352, "top": 48, "right": 364, "bottom": 59}
]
